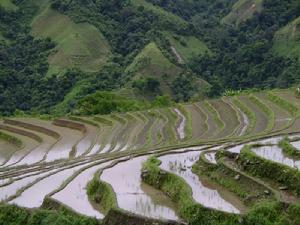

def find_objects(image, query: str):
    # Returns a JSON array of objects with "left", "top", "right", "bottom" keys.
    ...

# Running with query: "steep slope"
[
  {"left": 163, "top": 32, "right": 211, "bottom": 64},
  {"left": 131, "top": 0, "right": 188, "bottom": 30},
  {"left": 0, "top": 0, "right": 17, "bottom": 10},
  {"left": 273, "top": 16, "right": 300, "bottom": 59},
  {"left": 126, "top": 42, "right": 182, "bottom": 97},
  {"left": 30, "top": 1, "right": 111, "bottom": 75},
  {"left": 222, "top": 0, "right": 263, "bottom": 26}
]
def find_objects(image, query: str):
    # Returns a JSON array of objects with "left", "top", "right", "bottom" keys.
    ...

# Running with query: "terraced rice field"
[{"left": 1, "top": 89, "right": 300, "bottom": 223}]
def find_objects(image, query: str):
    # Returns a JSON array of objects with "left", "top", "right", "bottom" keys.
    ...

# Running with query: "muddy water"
[
  {"left": 17, "top": 119, "right": 83, "bottom": 162},
  {"left": 227, "top": 136, "right": 285, "bottom": 154},
  {"left": 251, "top": 145, "right": 300, "bottom": 169},
  {"left": 52, "top": 162, "right": 110, "bottom": 219},
  {"left": 101, "top": 156, "right": 179, "bottom": 220},
  {"left": 204, "top": 152, "right": 217, "bottom": 164},
  {"left": 101, "top": 144, "right": 111, "bottom": 153},
  {"left": 290, "top": 141, "right": 300, "bottom": 150},
  {"left": 0, "top": 167, "right": 61, "bottom": 201},
  {"left": 87, "top": 143, "right": 101, "bottom": 155},
  {"left": 0, "top": 139, "right": 18, "bottom": 165},
  {"left": 75, "top": 125, "right": 99, "bottom": 157},
  {"left": 239, "top": 110, "right": 249, "bottom": 136},
  {"left": 9, "top": 163, "right": 87, "bottom": 207},
  {"left": 15, "top": 134, "right": 57, "bottom": 165},
  {"left": 45, "top": 127, "right": 82, "bottom": 162},
  {"left": 174, "top": 108, "right": 186, "bottom": 140},
  {"left": 159, "top": 151, "right": 243, "bottom": 213}
]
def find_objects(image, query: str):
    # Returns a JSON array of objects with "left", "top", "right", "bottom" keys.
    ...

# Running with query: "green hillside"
[
  {"left": 222, "top": 0, "right": 263, "bottom": 26},
  {"left": 126, "top": 42, "right": 182, "bottom": 97},
  {"left": 131, "top": 0, "right": 188, "bottom": 30},
  {"left": 273, "top": 16, "right": 300, "bottom": 59},
  {"left": 31, "top": 2, "right": 110, "bottom": 75},
  {"left": 1, "top": 0, "right": 300, "bottom": 115},
  {"left": 164, "top": 32, "right": 211, "bottom": 63},
  {"left": 0, "top": 0, "right": 17, "bottom": 10}
]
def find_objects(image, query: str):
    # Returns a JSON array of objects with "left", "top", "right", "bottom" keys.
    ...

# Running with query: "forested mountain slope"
[{"left": 0, "top": 0, "right": 300, "bottom": 115}]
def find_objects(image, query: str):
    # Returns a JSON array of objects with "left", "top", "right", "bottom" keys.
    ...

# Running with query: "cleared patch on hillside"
[
  {"left": 31, "top": 5, "right": 110, "bottom": 74},
  {"left": 273, "top": 17, "right": 300, "bottom": 59},
  {"left": 164, "top": 32, "right": 211, "bottom": 63},
  {"left": 222, "top": 0, "right": 263, "bottom": 26},
  {"left": 131, "top": 0, "right": 188, "bottom": 29},
  {"left": 126, "top": 42, "right": 182, "bottom": 97},
  {"left": 0, "top": 0, "right": 17, "bottom": 10}
]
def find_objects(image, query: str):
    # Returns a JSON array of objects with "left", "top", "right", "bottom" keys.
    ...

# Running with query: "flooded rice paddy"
[
  {"left": 159, "top": 151, "right": 244, "bottom": 213},
  {"left": 100, "top": 156, "right": 179, "bottom": 220}
]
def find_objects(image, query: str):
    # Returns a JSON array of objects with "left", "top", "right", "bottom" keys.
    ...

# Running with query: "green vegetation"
[
  {"left": 238, "top": 145, "right": 300, "bottom": 196},
  {"left": 1, "top": 0, "right": 300, "bottom": 114},
  {"left": 204, "top": 101, "right": 225, "bottom": 130},
  {"left": 75, "top": 91, "right": 176, "bottom": 115},
  {"left": 127, "top": 42, "right": 182, "bottom": 98},
  {"left": 0, "top": 131, "right": 22, "bottom": 147},
  {"left": 249, "top": 95, "right": 275, "bottom": 132},
  {"left": 0, "top": 0, "right": 17, "bottom": 11},
  {"left": 273, "top": 17, "right": 300, "bottom": 60},
  {"left": 279, "top": 137, "right": 300, "bottom": 159},
  {"left": 142, "top": 156, "right": 240, "bottom": 225},
  {"left": 142, "top": 156, "right": 300, "bottom": 225},
  {"left": 267, "top": 92, "right": 300, "bottom": 117},
  {"left": 193, "top": 151, "right": 274, "bottom": 205},
  {"left": 164, "top": 32, "right": 211, "bottom": 62},
  {"left": 222, "top": 0, "right": 263, "bottom": 26},
  {"left": 76, "top": 91, "right": 148, "bottom": 115},
  {"left": 31, "top": 3, "right": 110, "bottom": 74},
  {"left": 0, "top": 203, "right": 100, "bottom": 225},
  {"left": 87, "top": 175, "right": 117, "bottom": 214}
]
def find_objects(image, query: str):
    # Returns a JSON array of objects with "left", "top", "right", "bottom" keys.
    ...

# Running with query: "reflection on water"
[
  {"left": 174, "top": 109, "right": 186, "bottom": 140},
  {"left": 87, "top": 143, "right": 101, "bottom": 155},
  {"left": 100, "top": 156, "right": 178, "bottom": 220},
  {"left": 204, "top": 152, "right": 217, "bottom": 164},
  {"left": 227, "top": 136, "right": 285, "bottom": 154},
  {"left": 53, "top": 162, "right": 110, "bottom": 219},
  {"left": 0, "top": 168, "right": 59, "bottom": 201},
  {"left": 159, "top": 151, "right": 241, "bottom": 214},
  {"left": 252, "top": 146, "right": 300, "bottom": 170},
  {"left": 240, "top": 110, "right": 249, "bottom": 136},
  {"left": 9, "top": 164, "right": 86, "bottom": 207},
  {"left": 290, "top": 141, "right": 300, "bottom": 151}
]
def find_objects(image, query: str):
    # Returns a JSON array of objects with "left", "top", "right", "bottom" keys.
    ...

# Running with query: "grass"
[
  {"left": 273, "top": 16, "right": 300, "bottom": 60},
  {"left": 0, "top": 131, "right": 23, "bottom": 148},
  {"left": 222, "top": 0, "right": 263, "bottom": 26},
  {"left": 267, "top": 91, "right": 300, "bottom": 117},
  {"left": 131, "top": 0, "right": 188, "bottom": 30},
  {"left": 163, "top": 32, "right": 211, "bottom": 62},
  {"left": 0, "top": 0, "right": 17, "bottom": 10},
  {"left": 211, "top": 99, "right": 240, "bottom": 138},
  {"left": 193, "top": 151, "right": 274, "bottom": 205},
  {"left": 0, "top": 202, "right": 100, "bottom": 225},
  {"left": 142, "top": 156, "right": 240, "bottom": 224},
  {"left": 93, "top": 116, "right": 113, "bottom": 126},
  {"left": 249, "top": 94, "right": 275, "bottom": 132},
  {"left": 126, "top": 42, "right": 182, "bottom": 97},
  {"left": 278, "top": 137, "right": 300, "bottom": 159},
  {"left": 238, "top": 145, "right": 300, "bottom": 196},
  {"left": 203, "top": 100, "right": 225, "bottom": 130},
  {"left": 86, "top": 173, "right": 117, "bottom": 214},
  {"left": 31, "top": 3, "right": 110, "bottom": 74}
]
